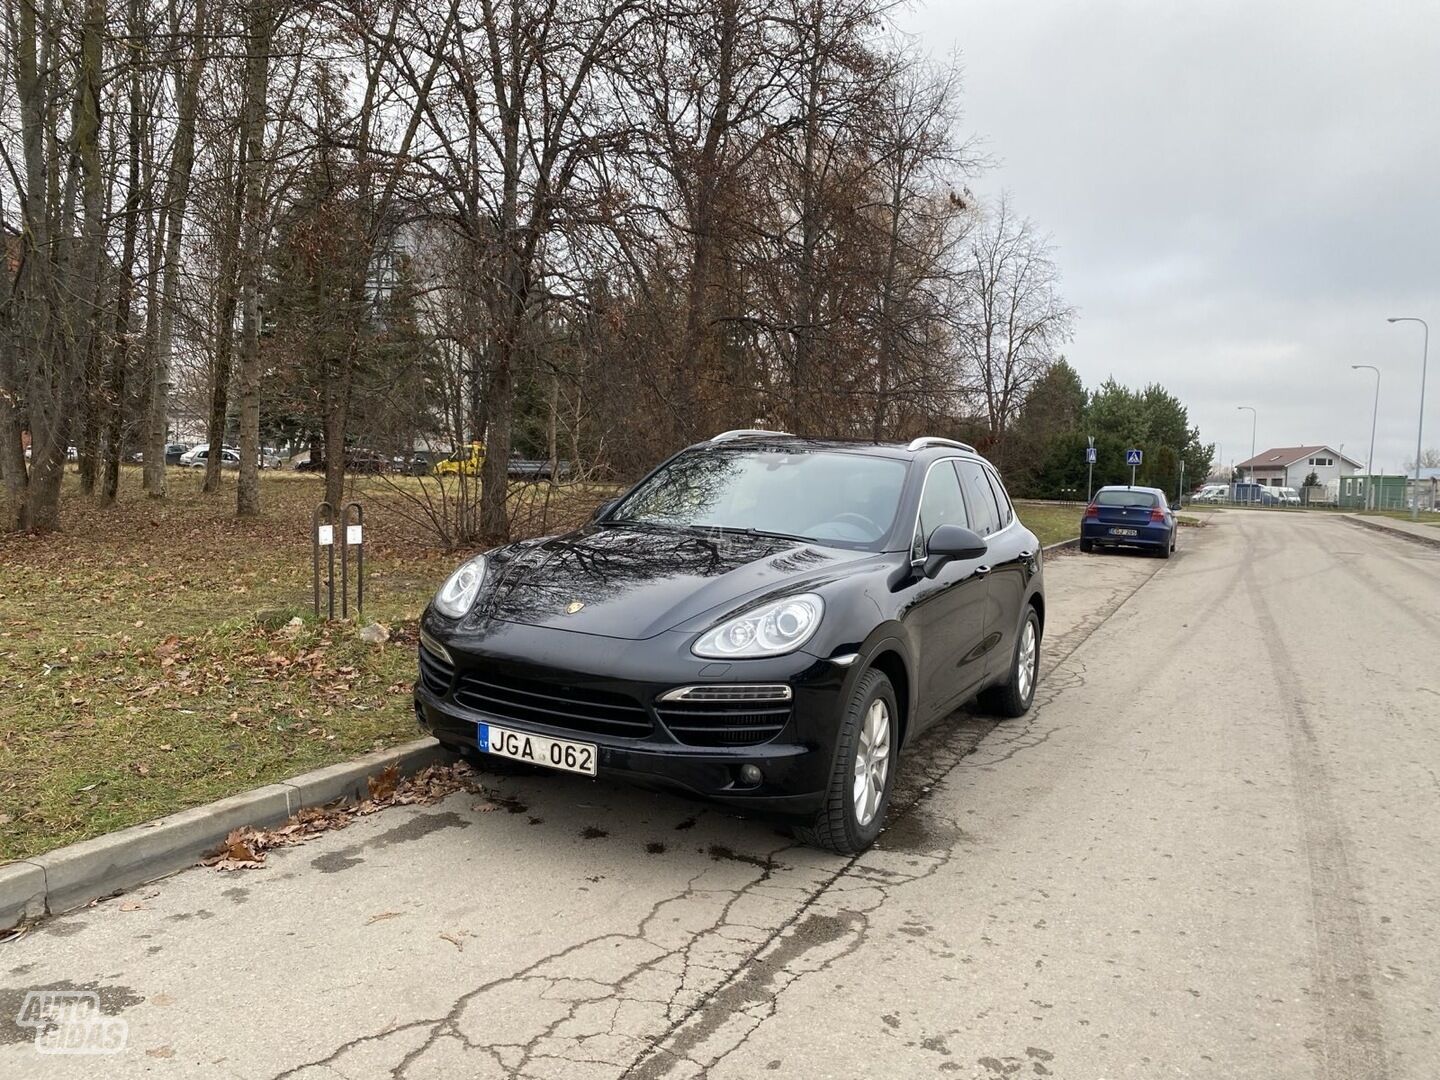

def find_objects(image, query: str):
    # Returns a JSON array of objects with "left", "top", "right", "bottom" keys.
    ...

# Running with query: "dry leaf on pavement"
[{"left": 202, "top": 762, "right": 483, "bottom": 871}]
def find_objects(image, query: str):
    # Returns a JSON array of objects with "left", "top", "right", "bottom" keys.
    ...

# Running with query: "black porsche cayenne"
[{"left": 415, "top": 431, "right": 1045, "bottom": 853}]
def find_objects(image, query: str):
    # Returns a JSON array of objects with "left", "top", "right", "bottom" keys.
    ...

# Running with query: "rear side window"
[
  {"left": 983, "top": 466, "right": 1014, "bottom": 527},
  {"left": 956, "top": 460, "right": 1001, "bottom": 536},
  {"left": 913, "top": 461, "right": 971, "bottom": 558}
]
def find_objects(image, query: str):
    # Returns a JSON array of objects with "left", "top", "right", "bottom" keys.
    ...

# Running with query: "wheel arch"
[
  {"left": 864, "top": 645, "right": 912, "bottom": 749},
  {"left": 1027, "top": 589, "right": 1046, "bottom": 638}
]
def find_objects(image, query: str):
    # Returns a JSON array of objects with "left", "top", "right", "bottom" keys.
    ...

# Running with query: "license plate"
[
  {"left": 1109, "top": 527, "right": 1139, "bottom": 536},
  {"left": 478, "top": 723, "right": 597, "bottom": 776}
]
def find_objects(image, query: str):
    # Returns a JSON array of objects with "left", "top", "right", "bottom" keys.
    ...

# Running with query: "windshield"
[
  {"left": 611, "top": 448, "right": 907, "bottom": 548},
  {"left": 1096, "top": 489, "right": 1158, "bottom": 507}
]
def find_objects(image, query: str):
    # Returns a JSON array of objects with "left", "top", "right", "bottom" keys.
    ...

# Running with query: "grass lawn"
[
  {"left": 0, "top": 468, "right": 608, "bottom": 862},
  {"left": 1014, "top": 502, "right": 1085, "bottom": 547}
]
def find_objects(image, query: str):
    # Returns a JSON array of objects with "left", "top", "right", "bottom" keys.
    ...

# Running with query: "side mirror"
[
  {"left": 921, "top": 524, "right": 988, "bottom": 577},
  {"left": 592, "top": 498, "right": 618, "bottom": 522}
]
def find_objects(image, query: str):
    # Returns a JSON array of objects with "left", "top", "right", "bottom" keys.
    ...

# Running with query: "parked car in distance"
[
  {"left": 179, "top": 444, "right": 227, "bottom": 467},
  {"left": 346, "top": 450, "right": 390, "bottom": 474},
  {"left": 416, "top": 431, "right": 1046, "bottom": 854},
  {"left": 1080, "top": 486, "right": 1177, "bottom": 558},
  {"left": 433, "top": 442, "right": 486, "bottom": 478},
  {"left": 184, "top": 447, "right": 240, "bottom": 469},
  {"left": 392, "top": 453, "right": 433, "bottom": 476},
  {"left": 1274, "top": 486, "right": 1301, "bottom": 506},
  {"left": 1191, "top": 484, "right": 1229, "bottom": 504}
]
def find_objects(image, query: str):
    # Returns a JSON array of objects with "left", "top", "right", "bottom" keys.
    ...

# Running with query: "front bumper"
[{"left": 414, "top": 615, "right": 853, "bottom": 819}]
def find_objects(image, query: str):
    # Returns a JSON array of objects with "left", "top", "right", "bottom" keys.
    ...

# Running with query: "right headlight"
[
  {"left": 432, "top": 555, "right": 487, "bottom": 619},
  {"left": 692, "top": 594, "right": 824, "bottom": 659}
]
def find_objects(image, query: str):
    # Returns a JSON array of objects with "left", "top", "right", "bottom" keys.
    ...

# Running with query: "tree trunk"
[
  {"left": 101, "top": 4, "right": 145, "bottom": 507},
  {"left": 204, "top": 137, "right": 245, "bottom": 494},
  {"left": 74, "top": 0, "right": 107, "bottom": 498},
  {"left": 144, "top": 0, "right": 209, "bottom": 498},
  {"left": 0, "top": 291, "right": 26, "bottom": 513},
  {"left": 478, "top": 347, "right": 513, "bottom": 539},
  {"left": 323, "top": 372, "right": 350, "bottom": 514},
  {"left": 235, "top": 0, "right": 272, "bottom": 518}
]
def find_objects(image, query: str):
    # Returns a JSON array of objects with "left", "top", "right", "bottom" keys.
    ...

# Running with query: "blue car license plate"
[{"left": 1109, "top": 527, "right": 1138, "bottom": 536}]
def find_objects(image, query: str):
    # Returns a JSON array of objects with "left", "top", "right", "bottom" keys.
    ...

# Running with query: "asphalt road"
[{"left": 4, "top": 511, "right": 1438, "bottom": 1079}]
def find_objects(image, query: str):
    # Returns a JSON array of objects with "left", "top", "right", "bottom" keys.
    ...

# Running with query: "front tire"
[
  {"left": 794, "top": 669, "right": 898, "bottom": 855},
  {"left": 980, "top": 606, "right": 1041, "bottom": 718}
]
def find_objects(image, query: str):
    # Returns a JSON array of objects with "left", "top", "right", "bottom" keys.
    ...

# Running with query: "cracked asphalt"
[{"left": 5, "top": 511, "right": 1439, "bottom": 1079}]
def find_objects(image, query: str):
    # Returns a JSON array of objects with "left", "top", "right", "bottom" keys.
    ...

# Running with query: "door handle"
[
  {"left": 975, "top": 565, "right": 992, "bottom": 576},
  {"left": 1019, "top": 550, "right": 1033, "bottom": 559}
]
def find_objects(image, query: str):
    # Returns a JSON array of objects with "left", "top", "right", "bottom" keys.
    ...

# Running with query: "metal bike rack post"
[
  {"left": 312, "top": 502, "right": 336, "bottom": 619},
  {"left": 340, "top": 501, "right": 364, "bottom": 620}
]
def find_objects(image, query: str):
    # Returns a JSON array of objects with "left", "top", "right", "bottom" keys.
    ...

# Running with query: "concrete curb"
[
  {"left": 1341, "top": 514, "right": 1440, "bottom": 551},
  {"left": 0, "top": 737, "right": 449, "bottom": 931},
  {"left": 1042, "top": 537, "right": 1081, "bottom": 554}
]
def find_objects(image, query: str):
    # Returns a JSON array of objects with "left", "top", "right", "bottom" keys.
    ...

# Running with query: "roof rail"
[
  {"left": 710, "top": 428, "right": 794, "bottom": 443},
  {"left": 906, "top": 436, "right": 976, "bottom": 453}
]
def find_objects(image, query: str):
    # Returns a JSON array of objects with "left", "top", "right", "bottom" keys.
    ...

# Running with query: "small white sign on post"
[
  {"left": 317, "top": 525, "right": 335, "bottom": 547},
  {"left": 346, "top": 524, "right": 363, "bottom": 545}
]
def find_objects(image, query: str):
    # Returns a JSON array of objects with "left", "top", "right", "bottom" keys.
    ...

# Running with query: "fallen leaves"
[
  {"left": 368, "top": 764, "right": 400, "bottom": 802},
  {"left": 204, "top": 762, "right": 482, "bottom": 871}
]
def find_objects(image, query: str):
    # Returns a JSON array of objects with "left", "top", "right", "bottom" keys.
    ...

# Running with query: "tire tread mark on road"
[{"left": 1242, "top": 549, "right": 1392, "bottom": 1080}]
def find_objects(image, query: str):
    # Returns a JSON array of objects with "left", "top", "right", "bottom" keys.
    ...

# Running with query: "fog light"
[{"left": 739, "top": 764, "right": 763, "bottom": 786}]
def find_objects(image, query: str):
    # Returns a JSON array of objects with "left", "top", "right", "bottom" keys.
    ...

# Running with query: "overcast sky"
[{"left": 900, "top": 0, "right": 1440, "bottom": 474}]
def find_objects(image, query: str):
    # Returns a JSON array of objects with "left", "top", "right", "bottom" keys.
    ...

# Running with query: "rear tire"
[
  {"left": 1079, "top": 538, "right": 1093, "bottom": 553},
  {"left": 979, "top": 607, "right": 1041, "bottom": 719},
  {"left": 794, "top": 669, "right": 898, "bottom": 855}
]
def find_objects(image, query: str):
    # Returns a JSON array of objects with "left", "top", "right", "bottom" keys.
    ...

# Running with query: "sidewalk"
[{"left": 1343, "top": 513, "right": 1440, "bottom": 549}]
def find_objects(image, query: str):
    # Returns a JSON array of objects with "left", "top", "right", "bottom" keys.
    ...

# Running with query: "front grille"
[
  {"left": 418, "top": 647, "right": 454, "bottom": 696},
  {"left": 452, "top": 670, "right": 653, "bottom": 739},
  {"left": 656, "top": 700, "right": 792, "bottom": 747}
]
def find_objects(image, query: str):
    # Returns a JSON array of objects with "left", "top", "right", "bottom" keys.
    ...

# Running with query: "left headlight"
[
  {"left": 692, "top": 593, "right": 824, "bottom": 659},
  {"left": 433, "top": 555, "right": 487, "bottom": 619}
]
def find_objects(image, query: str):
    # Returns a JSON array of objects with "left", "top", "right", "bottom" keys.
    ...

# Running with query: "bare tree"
[
  {"left": 234, "top": 0, "right": 275, "bottom": 517},
  {"left": 961, "top": 195, "right": 1074, "bottom": 462}
]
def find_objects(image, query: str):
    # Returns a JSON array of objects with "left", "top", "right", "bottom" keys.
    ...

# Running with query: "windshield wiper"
[{"left": 684, "top": 523, "right": 806, "bottom": 542}]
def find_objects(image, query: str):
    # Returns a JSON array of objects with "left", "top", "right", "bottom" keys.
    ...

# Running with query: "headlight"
[
  {"left": 433, "top": 555, "right": 486, "bottom": 618},
  {"left": 692, "top": 594, "right": 824, "bottom": 659}
]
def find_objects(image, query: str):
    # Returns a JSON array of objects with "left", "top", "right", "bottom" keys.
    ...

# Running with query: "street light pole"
[
  {"left": 1352, "top": 364, "right": 1381, "bottom": 511},
  {"left": 1237, "top": 406, "right": 1257, "bottom": 502},
  {"left": 1387, "top": 317, "right": 1430, "bottom": 520}
]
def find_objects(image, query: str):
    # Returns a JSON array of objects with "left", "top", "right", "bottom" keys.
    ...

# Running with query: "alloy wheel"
[
  {"left": 1017, "top": 620, "right": 1038, "bottom": 702},
  {"left": 852, "top": 698, "right": 892, "bottom": 827}
]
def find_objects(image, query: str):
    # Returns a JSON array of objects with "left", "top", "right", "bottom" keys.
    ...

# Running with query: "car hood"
[{"left": 466, "top": 524, "right": 874, "bottom": 640}]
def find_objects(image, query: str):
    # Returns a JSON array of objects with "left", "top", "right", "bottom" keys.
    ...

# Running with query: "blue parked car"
[{"left": 1080, "top": 486, "right": 1177, "bottom": 558}]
